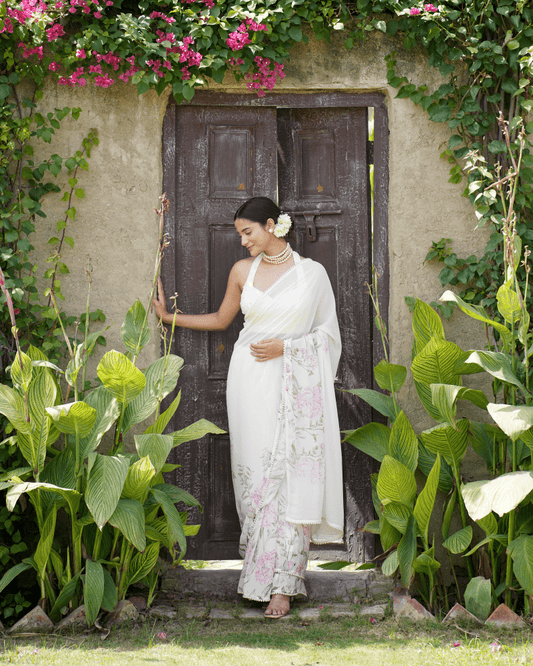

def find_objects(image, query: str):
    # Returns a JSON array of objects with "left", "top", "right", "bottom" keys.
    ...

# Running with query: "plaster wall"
[{"left": 29, "top": 28, "right": 488, "bottom": 439}]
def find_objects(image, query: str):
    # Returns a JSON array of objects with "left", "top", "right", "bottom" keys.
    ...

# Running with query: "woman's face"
[{"left": 235, "top": 217, "right": 272, "bottom": 257}]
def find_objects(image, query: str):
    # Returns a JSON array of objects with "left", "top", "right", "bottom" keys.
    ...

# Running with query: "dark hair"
[{"left": 233, "top": 196, "right": 281, "bottom": 226}]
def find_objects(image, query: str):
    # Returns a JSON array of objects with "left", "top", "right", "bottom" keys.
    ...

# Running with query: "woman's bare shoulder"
[{"left": 232, "top": 257, "right": 254, "bottom": 287}]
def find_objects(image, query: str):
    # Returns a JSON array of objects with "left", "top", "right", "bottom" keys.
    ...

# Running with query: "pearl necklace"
[{"left": 262, "top": 243, "right": 293, "bottom": 265}]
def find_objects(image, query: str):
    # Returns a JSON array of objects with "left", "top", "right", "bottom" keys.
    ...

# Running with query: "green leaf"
[
  {"left": 388, "top": 411, "right": 418, "bottom": 473},
  {"left": 413, "top": 454, "right": 440, "bottom": 545},
  {"left": 84, "top": 559, "right": 104, "bottom": 625},
  {"left": 377, "top": 455, "right": 417, "bottom": 507},
  {"left": 170, "top": 419, "right": 226, "bottom": 447},
  {"left": 121, "top": 455, "right": 155, "bottom": 504},
  {"left": 101, "top": 568, "right": 118, "bottom": 612},
  {"left": 382, "top": 501, "right": 412, "bottom": 534},
  {"left": 462, "top": 472, "right": 533, "bottom": 521},
  {"left": 6, "top": 482, "right": 80, "bottom": 518},
  {"left": 122, "top": 356, "right": 183, "bottom": 432},
  {"left": 412, "top": 299, "right": 445, "bottom": 355},
  {"left": 374, "top": 359, "right": 407, "bottom": 394},
  {"left": 487, "top": 403, "right": 533, "bottom": 442},
  {"left": 108, "top": 499, "right": 146, "bottom": 552},
  {"left": 497, "top": 282, "right": 521, "bottom": 324},
  {"left": 343, "top": 422, "right": 390, "bottom": 462},
  {"left": 464, "top": 576, "right": 492, "bottom": 621},
  {"left": 49, "top": 574, "right": 81, "bottom": 622},
  {"left": 288, "top": 26, "right": 302, "bottom": 41},
  {"left": 148, "top": 483, "right": 201, "bottom": 510},
  {"left": 382, "top": 550, "right": 399, "bottom": 576},
  {"left": 124, "top": 541, "right": 160, "bottom": 589},
  {"left": 380, "top": 515, "right": 401, "bottom": 552},
  {"left": 46, "top": 401, "right": 97, "bottom": 439},
  {"left": 420, "top": 419, "right": 469, "bottom": 466},
  {"left": 0, "top": 385, "right": 31, "bottom": 434},
  {"left": 78, "top": 386, "right": 121, "bottom": 461},
  {"left": 508, "top": 535, "right": 533, "bottom": 596},
  {"left": 413, "top": 549, "right": 440, "bottom": 576},
  {"left": 10, "top": 352, "right": 32, "bottom": 392},
  {"left": 466, "top": 351, "right": 524, "bottom": 391},
  {"left": 143, "top": 390, "right": 181, "bottom": 435},
  {"left": 86, "top": 454, "right": 130, "bottom": 529},
  {"left": 121, "top": 300, "right": 151, "bottom": 356},
  {"left": 97, "top": 350, "right": 146, "bottom": 405},
  {"left": 135, "top": 433, "right": 173, "bottom": 474},
  {"left": 397, "top": 514, "right": 417, "bottom": 588},
  {"left": 342, "top": 389, "right": 397, "bottom": 421},
  {"left": 440, "top": 291, "right": 511, "bottom": 348},
  {"left": 0, "top": 560, "right": 34, "bottom": 595},
  {"left": 442, "top": 525, "right": 473, "bottom": 554},
  {"left": 34, "top": 507, "right": 57, "bottom": 579},
  {"left": 430, "top": 384, "right": 462, "bottom": 424},
  {"left": 151, "top": 488, "right": 187, "bottom": 557}
]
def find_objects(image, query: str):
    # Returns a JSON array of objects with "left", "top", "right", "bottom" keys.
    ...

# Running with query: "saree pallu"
[{"left": 227, "top": 253, "right": 344, "bottom": 602}]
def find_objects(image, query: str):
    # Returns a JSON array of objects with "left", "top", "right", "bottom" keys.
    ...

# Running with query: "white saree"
[{"left": 227, "top": 252, "right": 344, "bottom": 602}]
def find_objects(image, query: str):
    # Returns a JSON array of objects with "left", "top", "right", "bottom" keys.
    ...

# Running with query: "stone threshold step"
[{"left": 161, "top": 567, "right": 393, "bottom": 603}]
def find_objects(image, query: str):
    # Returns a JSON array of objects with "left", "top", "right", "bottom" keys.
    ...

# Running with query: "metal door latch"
[{"left": 291, "top": 209, "right": 342, "bottom": 242}]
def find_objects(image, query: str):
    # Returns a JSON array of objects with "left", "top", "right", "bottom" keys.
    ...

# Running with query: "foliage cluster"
[{"left": 0, "top": 203, "right": 223, "bottom": 625}]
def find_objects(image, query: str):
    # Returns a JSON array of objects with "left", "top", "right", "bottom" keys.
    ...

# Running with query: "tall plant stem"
[
  {"left": 505, "top": 509, "right": 516, "bottom": 607},
  {"left": 453, "top": 464, "right": 474, "bottom": 579}
]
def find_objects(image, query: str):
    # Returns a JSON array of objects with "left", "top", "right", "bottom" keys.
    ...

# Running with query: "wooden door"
[{"left": 162, "top": 94, "right": 387, "bottom": 561}]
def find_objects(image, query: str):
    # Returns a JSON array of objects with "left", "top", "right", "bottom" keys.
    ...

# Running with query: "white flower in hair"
[{"left": 273, "top": 213, "right": 292, "bottom": 238}]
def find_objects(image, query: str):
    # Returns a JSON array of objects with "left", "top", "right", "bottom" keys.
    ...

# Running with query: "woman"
[{"left": 153, "top": 197, "right": 344, "bottom": 618}]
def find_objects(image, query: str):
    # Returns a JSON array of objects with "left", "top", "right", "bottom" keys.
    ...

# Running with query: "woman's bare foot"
[{"left": 264, "top": 594, "right": 290, "bottom": 619}]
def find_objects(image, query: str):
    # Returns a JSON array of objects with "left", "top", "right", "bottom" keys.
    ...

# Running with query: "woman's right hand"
[{"left": 152, "top": 277, "right": 169, "bottom": 321}]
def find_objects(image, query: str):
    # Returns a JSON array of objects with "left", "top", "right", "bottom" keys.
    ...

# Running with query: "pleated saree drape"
[{"left": 227, "top": 253, "right": 344, "bottom": 601}]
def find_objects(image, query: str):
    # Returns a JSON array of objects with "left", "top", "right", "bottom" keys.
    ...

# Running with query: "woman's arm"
[{"left": 153, "top": 264, "right": 243, "bottom": 331}]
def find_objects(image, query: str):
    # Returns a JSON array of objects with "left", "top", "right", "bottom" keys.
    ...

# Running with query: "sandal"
[{"left": 264, "top": 594, "right": 290, "bottom": 619}]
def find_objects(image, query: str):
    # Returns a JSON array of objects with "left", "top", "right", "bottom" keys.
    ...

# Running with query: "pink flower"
[
  {"left": 410, "top": 7, "right": 421, "bottom": 14},
  {"left": 94, "top": 10, "right": 102, "bottom": 17},
  {"left": 46, "top": 23, "right": 65, "bottom": 41},
  {"left": 293, "top": 457, "right": 323, "bottom": 483},
  {"left": 294, "top": 386, "right": 322, "bottom": 419},
  {"left": 13, "top": 308, "right": 19, "bottom": 315},
  {"left": 254, "top": 550, "right": 275, "bottom": 585},
  {"left": 48, "top": 61, "right": 60, "bottom": 71},
  {"left": 94, "top": 73, "right": 114, "bottom": 88},
  {"left": 369, "top": 617, "right": 378, "bottom": 624},
  {"left": 452, "top": 641, "right": 461, "bottom": 648},
  {"left": 489, "top": 642, "right": 502, "bottom": 653},
  {"left": 424, "top": 3, "right": 438, "bottom": 11},
  {"left": 76, "top": 48, "right": 86, "bottom": 58},
  {"left": 89, "top": 64, "right": 102, "bottom": 74},
  {"left": 157, "top": 632, "right": 166, "bottom": 640}
]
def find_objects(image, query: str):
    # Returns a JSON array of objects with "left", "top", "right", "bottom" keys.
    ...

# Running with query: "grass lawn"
[{"left": 1, "top": 614, "right": 532, "bottom": 665}]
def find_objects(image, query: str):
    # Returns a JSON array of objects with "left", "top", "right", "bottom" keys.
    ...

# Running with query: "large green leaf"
[
  {"left": 108, "top": 499, "right": 146, "bottom": 552},
  {"left": 413, "top": 548, "right": 441, "bottom": 576},
  {"left": 380, "top": 514, "right": 402, "bottom": 552},
  {"left": 84, "top": 559, "right": 105, "bottom": 625},
  {"left": 382, "top": 550, "right": 399, "bottom": 576},
  {"left": 101, "top": 568, "right": 118, "bottom": 612},
  {"left": 97, "top": 350, "right": 146, "bottom": 405},
  {"left": 86, "top": 454, "right": 130, "bottom": 529},
  {"left": 121, "top": 455, "right": 155, "bottom": 503},
  {"left": 0, "top": 384, "right": 31, "bottom": 434},
  {"left": 411, "top": 337, "right": 465, "bottom": 386},
  {"left": 0, "top": 560, "right": 34, "bottom": 595},
  {"left": 49, "top": 574, "right": 81, "bottom": 622},
  {"left": 466, "top": 351, "right": 525, "bottom": 391},
  {"left": 388, "top": 411, "right": 418, "bottom": 473},
  {"left": 135, "top": 433, "right": 173, "bottom": 474},
  {"left": 170, "top": 419, "right": 226, "bottom": 447},
  {"left": 78, "top": 386, "right": 121, "bottom": 461},
  {"left": 10, "top": 351, "right": 33, "bottom": 393},
  {"left": 508, "top": 535, "right": 533, "bottom": 596},
  {"left": 148, "top": 483, "right": 202, "bottom": 510},
  {"left": 144, "top": 390, "right": 181, "bottom": 435},
  {"left": 497, "top": 281, "right": 521, "bottom": 325},
  {"left": 376, "top": 455, "right": 417, "bottom": 507},
  {"left": 462, "top": 472, "right": 533, "bottom": 521},
  {"left": 464, "top": 576, "right": 492, "bottom": 621},
  {"left": 151, "top": 488, "right": 187, "bottom": 556},
  {"left": 487, "top": 403, "right": 533, "bottom": 442},
  {"left": 382, "top": 501, "right": 412, "bottom": 534},
  {"left": 121, "top": 299, "right": 151, "bottom": 356},
  {"left": 469, "top": 421, "right": 496, "bottom": 467},
  {"left": 6, "top": 481, "right": 81, "bottom": 518},
  {"left": 442, "top": 525, "right": 473, "bottom": 554},
  {"left": 27, "top": 369, "right": 57, "bottom": 473},
  {"left": 440, "top": 290, "right": 512, "bottom": 349},
  {"left": 412, "top": 298, "right": 445, "bottom": 356},
  {"left": 420, "top": 419, "right": 469, "bottom": 466},
  {"left": 413, "top": 453, "right": 440, "bottom": 545},
  {"left": 374, "top": 359, "right": 407, "bottom": 394},
  {"left": 418, "top": 442, "right": 454, "bottom": 493},
  {"left": 343, "top": 422, "right": 390, "bottom": 462},
  {"left": 46, "top": 401, "right": 97, "bottom": 439},
  {"left": 123, "top": 541, "right": 160, "bottom": 590},
  {"left": 430, "top": 384, "right": 462, "bottom": 425},
  {"left": 397, "top": 514, "right": 417, "bottom": 588},
  {"left": 122, "top": 356, "right": 184, "bottom": 432},
  {"left": 34, "top": 506, "right": 57, "bottom": 579},
  {"left": 342, "top": 388, "right": 397, "bottom": 421}
]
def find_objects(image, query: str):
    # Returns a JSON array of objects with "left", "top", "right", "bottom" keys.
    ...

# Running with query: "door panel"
[{"left": 164, "top": 100, "right": 377, "bottom": 561}]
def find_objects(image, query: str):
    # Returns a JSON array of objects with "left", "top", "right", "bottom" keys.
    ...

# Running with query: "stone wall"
[{"left": 29, "top": 27, "right": 488, "bottom": 440}]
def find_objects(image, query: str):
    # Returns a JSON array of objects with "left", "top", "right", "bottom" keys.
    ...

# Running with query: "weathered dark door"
[{"left": 162, "top": 93, "right": 389, "bottom": 561}]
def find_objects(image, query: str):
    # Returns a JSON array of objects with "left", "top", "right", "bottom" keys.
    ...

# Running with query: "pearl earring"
[{"left": 269, "top": 228, "right": 273, "bottom": 233}]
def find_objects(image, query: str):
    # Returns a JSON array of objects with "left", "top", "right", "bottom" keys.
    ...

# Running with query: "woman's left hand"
[{"left": 250, "top": 338, "right": 284, "bottom": 362}]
